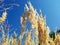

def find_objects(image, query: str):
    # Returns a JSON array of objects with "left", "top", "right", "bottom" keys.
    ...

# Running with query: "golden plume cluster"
[
  {"left": 0, "top": 2, "right": 60, "bottom": 45},
  {"left": 0, "top": 11, "right": 7, "bottom": 22}
]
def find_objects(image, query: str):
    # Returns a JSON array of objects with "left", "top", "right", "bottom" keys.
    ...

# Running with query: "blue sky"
[{"left": 0, "top": 0, "right": 60, "bottom": 35}]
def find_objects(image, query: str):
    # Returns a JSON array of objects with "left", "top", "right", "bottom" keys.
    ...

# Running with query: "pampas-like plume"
[{"left": 0, "top": 11, "right": 7, "bottom": 22}]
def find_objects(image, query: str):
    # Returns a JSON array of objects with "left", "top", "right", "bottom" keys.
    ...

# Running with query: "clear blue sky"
[{"left": 0, "top": 0, "right": 60, "bottom": 35}]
